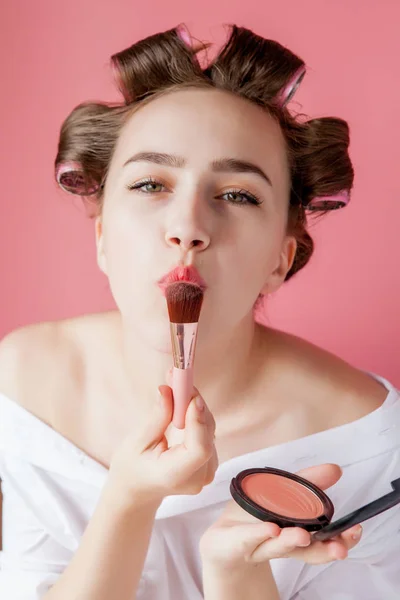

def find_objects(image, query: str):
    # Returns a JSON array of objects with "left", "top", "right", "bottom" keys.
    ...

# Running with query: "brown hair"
[{"left": 54, "top": 24, "right": 354, "bottom": 282}]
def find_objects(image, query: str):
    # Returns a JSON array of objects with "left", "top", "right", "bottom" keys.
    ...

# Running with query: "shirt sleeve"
[
  {"left": 0, "top": 460, "right": 73, "bottom": 600},
  {"left": 291, "top": 507, "right": 400, "bottom": 600},
  {"left": 292, "top": 551, "right": 400, "bottom": 600}
]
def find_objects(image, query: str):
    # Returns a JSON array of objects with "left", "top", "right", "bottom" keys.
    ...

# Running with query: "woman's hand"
[
  {"left": 108, "top": 374, "right": 218, "bottom": 508},
  {"left": 199, "top": 464, "right": 362, "bottom": 569}
]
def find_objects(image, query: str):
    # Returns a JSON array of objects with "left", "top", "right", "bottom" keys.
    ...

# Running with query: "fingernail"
[
  {"left": 196, "top": 396, "right": 205, "bottom": 411},
  {"left": 352, "top": 526, "right": 362, "bottom": 540}
]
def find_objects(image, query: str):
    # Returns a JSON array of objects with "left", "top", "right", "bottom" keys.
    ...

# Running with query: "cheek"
[
  {"left": 223, "top": 224, "right": 282, "bottom": 294},
  {"left": 104, "top": 229, "right": 174, "bottom": 351},
  {"left": 104, "top": 207, "right": 160, "bottom": 273},
  {"left": 102, "top": 215, "right": 159, "bottom": 306},
  {"left": 100, "top": 212, "right": 177, "bottom": 351}
]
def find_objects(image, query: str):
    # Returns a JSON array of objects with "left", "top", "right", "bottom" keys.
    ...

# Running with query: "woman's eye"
[
  {"left": 220, "top": 190, "right": 263, "bottom": 206},
  {"left": 126, "top": 178, "right": 165, "bottom": 193}
]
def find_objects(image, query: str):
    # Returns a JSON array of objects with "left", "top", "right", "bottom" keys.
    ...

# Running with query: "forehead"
[{"left": 112, "top": 88, "right": 290, "bottom": 184}]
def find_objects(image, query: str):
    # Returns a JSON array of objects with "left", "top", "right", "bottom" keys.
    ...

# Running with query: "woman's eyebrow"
[{"left": 122, "top": 151, "right": 272, "bottom": 187}]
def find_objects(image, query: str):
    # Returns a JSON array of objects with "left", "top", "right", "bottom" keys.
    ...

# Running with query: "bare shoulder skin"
[
  {"left": 0, "top": 310, "right": 388, "bottom": 471},
  {"left": 0, "top": 312, "right": 121, "bottom": 468},
  {"left": 0, "top": 319, "right": 73, "bottom": 421},
  {"left": 212, "top": 324, "right": 387, "bottom": 462}
]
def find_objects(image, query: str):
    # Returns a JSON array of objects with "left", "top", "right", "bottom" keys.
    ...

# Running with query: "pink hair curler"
[
  {"left": 306, "top": 189, "right": 350, "bottom": 211},
  {"left": 176, "top": 23, "right": 202, "bottom": 68},
  {"left": 176, "top": 23, "right": 193, "bottom": 48},
  {"left": 274, "top": 65, "right": 306, "bottom": 109},
  {"left": 56, "top": 161, "right": 99, "bottom": 196}
]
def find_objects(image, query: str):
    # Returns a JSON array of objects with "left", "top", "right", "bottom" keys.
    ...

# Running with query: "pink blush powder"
[{"left": 241, "top": 473, "right": 324, "bottom": 519}]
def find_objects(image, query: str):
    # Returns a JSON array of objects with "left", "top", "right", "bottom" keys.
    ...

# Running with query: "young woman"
[{"left": 0, "top": 23, "right": 399, "bottom": 600}]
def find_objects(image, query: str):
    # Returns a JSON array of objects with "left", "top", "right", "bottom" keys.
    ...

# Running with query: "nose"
[{"left": 164, "top": 197, "right": 211, "bottom": 253}]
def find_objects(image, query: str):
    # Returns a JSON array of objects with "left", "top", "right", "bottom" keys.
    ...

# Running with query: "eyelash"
[{"left": 125, "top": 177, "right": 263, "bottom": 206}]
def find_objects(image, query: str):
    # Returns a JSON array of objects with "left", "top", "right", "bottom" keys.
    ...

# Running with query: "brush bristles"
[{"left": 166, "top": 282, "right": 204, "bottom": 323}]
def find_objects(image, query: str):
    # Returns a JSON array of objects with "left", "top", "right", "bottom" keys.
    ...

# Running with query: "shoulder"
[
  {"left": 260, "top": 325, "right": 390, "bottom": 427},
  {"left": 0, "top": 314, "right": 107, "bottom": 423},
  {"left": 0, "top": 321, "right": 63, "bottom": 403}
]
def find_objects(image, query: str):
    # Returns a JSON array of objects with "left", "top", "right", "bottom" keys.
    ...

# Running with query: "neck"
[{"left": 109, "top": 311, "right": 269, "bottom": 425}]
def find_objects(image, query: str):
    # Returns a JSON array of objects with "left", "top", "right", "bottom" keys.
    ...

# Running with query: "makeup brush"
[{"left": 166, "top": 281, "right": 204, "bottom": 429}]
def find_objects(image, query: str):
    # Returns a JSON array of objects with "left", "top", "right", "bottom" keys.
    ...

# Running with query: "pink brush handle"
[{"left": 172, "top": 366, "right": 194, "bottom": 429}]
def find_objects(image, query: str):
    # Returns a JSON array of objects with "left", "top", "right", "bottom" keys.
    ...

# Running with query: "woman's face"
[{"left": 96, "top": 87, "right": 296, "bottom": 352}]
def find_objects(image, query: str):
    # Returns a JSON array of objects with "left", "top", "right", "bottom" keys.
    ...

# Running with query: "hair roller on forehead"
[{"left": 54, "top": 23, "right": 354, "bottom": 280}]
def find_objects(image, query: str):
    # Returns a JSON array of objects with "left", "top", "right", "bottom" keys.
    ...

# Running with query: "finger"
[
  {"left": 251, "top": 527, "right": 311, "bottom": 562},
  {"left": 140, "top": 386, "right": 173, "bottom": 450},
  {"left": 287, "top": 525, "right": 363, "bottom": 565},
  {"left": 171, "top": 394, "right": 214, "bottom": 475},
  {"left": 188, "top": 388, "right": 216, "bottom": 439},
  {"left": 192, "top": 386, "right": 216, "bottom": 437},
  {"left": 185, "top": 392, "right": 214, "bottom": 450},
  {"left": 167, "top": 406, "right": 218, "bottom": 493},
  {"left": 334, "top": 524, "right": 363, "bottom": 554},
  {"left": 177, "top": 449, "right": 217, "bottom": 494},
  {"left": 185, "top": 446, "right": 219, "bottom": 491},
  {"left": 204, "top": 445, "right": 219, "bottom": 486},
  {"left": 207, "top": 521, "right": 281, "bottom": 560},
  {"left": 295, "top": 464, "right": 342, "bottom": 491},
  {"left": 287, "top": 541, "right": 344, "bottom": 564}
]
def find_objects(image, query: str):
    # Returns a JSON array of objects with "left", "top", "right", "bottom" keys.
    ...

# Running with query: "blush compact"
[{"left": 230, "top": 467, "right": 400, "bottom": 541}]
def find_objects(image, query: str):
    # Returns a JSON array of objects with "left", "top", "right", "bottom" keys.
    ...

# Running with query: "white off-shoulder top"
[{"left": 1, "top": 371, "right": 400, "bottom": 599}]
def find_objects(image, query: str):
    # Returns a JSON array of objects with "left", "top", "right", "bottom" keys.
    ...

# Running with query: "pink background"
[{"left": 1, "top": 0, "right": 399, "bottom": 386}]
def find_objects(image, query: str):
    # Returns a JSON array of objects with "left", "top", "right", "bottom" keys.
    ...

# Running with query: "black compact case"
[
  {"left": 230, "top": 466, "right": 400, "bottom": 541},
  {"left": 230, "top": 467, "right": 334, "bottom": 532}
]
